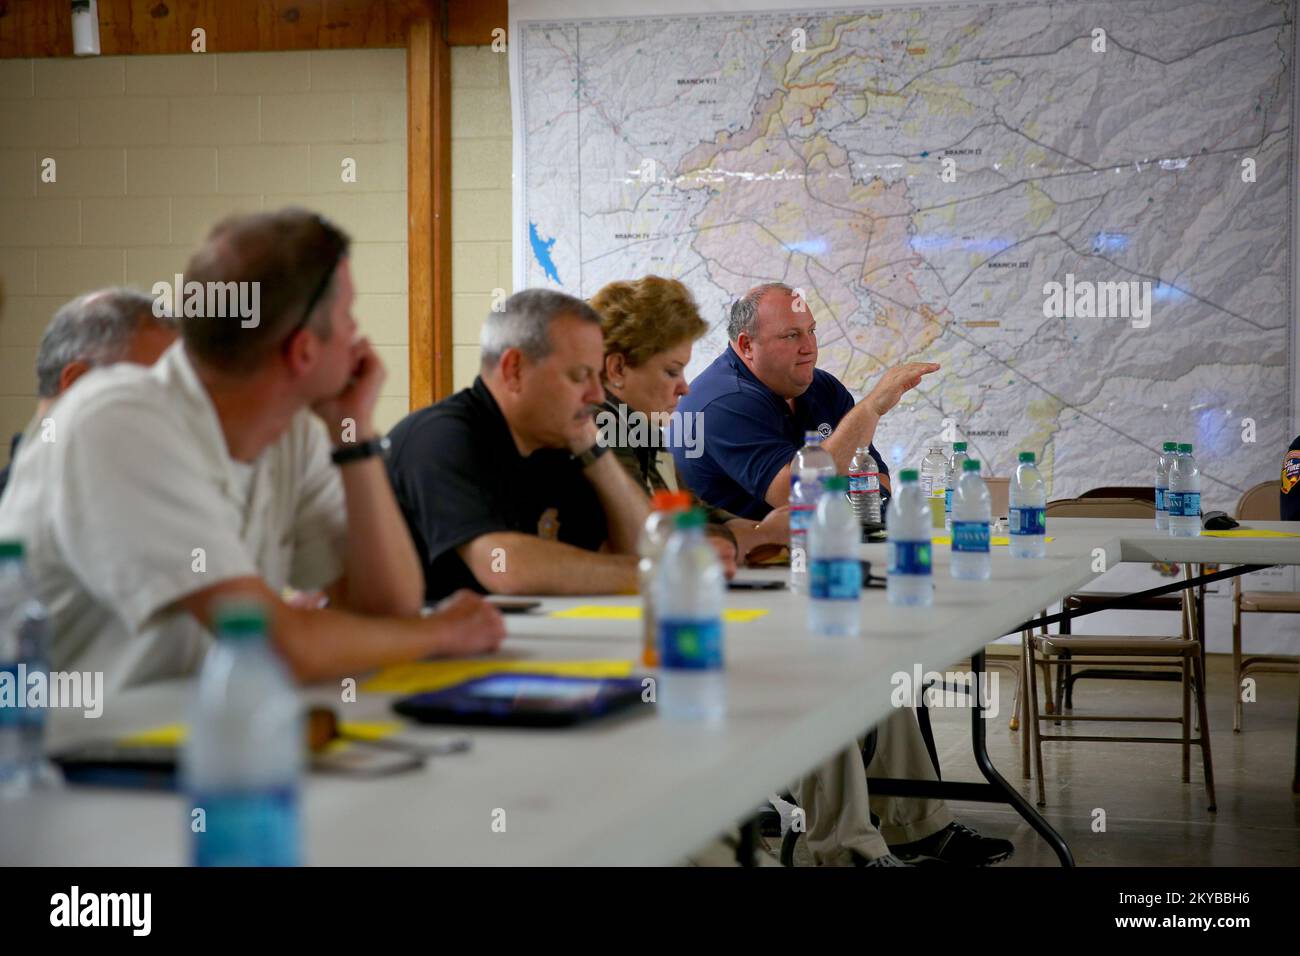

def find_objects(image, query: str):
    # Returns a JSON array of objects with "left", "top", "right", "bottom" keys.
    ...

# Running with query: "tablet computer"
[
  {"left": 51, "top": 742, "right": 179, "bottom": 790},
  {"left": 392, "top": 674, "right": 650, "bottom": 728}
]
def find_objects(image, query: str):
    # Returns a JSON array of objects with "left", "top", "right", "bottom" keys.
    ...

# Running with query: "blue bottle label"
[
  {"left": 888, "top": 540, "right": 932, "bottom": 576},
  {"left": 0, "top": 662, "right": 46, "bottom": 728},
  {"left": 848, "top": 472, "right": 873, "bottom": 494},
  {"left": 1169, "top": 491, "right": 1200, "bottom": 517},
  {"left": 191, "top": 786, "right": 300, "bottom": 867},
  {"left": 944, "top": 488, "right": 953, "bottom": 514},
  {"left": 790, "top": 504, "right": 813, "bottom": 533},
  {"left": 952, "top": 520, "right": 991, "bottom": 553},
  {"left": 1155, "top": 486, "right": 1167, "bottom": 511},
  {"left": 658, "top": 617, "right": 723, "bottom": 670},
  {"left": 1165, "top": 491, "right": 1181, "bottom": 516},
  {"left": 810, "top": 558, "right": 861, "bottom": 600},
  {"left": 1010, "top": 507, "right": 1046, "bottom": 535}
]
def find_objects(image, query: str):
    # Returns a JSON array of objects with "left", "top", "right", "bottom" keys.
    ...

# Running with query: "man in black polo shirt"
[{"left": 387, "top": 289, "right": 653, "bottom": 601}]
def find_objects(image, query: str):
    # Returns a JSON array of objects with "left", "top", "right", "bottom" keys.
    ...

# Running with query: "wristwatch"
[
  {"left": 331, "top": 435, "right": 391, "bottom": 466},
  {"left": 572, "top": 441, "right": 610, "bottom": 469}
]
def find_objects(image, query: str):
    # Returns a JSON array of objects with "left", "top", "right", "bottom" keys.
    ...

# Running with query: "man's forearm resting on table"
[
  {"left": 460, "top": 532, "right": 639, "bottom": 595},
  {"left": 333, "top": 453, "right": 424, "bottom": 617},
  {"left": 176, "top": 578, "right": 464, "bottom": 684}
]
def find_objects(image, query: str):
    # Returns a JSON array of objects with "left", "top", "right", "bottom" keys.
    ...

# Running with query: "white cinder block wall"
[
  {"left": 0, "top": 48, "right": 409, "bottom": 464},
  {"left": 450, "top": 46, "right": 511, "bottom": 391}
]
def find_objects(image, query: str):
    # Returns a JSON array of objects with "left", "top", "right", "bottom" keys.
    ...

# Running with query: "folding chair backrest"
[
  {"left": 985, "top": 477, "right": 1009, "bottom": 517},
  {"left": 1078, "top": 485, "right": 1155, "bottom": 502},
  {"left": 1045, "top": 496, "right": 1155, "bottom": 519},
  {"left": 1235, "top": 480, "right": 1279, "bottom": 520}
]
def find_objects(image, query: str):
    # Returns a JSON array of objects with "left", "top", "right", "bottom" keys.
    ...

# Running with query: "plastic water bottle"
[
  {"left": 945, "top": 441, "right": 969, "bottom": 530},
  {"left": 183, "top": 600, "right": 303, "bottom": 866},
  {"left": 809, "top": 476, "right": 861, "bottom": 636},
  {"left": 0, "top": 540, "right": 51, "bottom": 798},
  {"left": 1167, "top": 443, "right": 1201, "bottom": 538},
  {"left": 654, "top": 509, "right": 726, "bottom": 722},
  {"left": 790, "top": 471, "right": 817, "bottom": 594},
  {"left": 887, "top": 469, "right": 934, "bottom": 607},
  {"left": 792, "top": 430, "right": 836, "bottom": 493},
  {"left": 1009, "top": 451, "right": 1047, "bottom": 559},
  {"left": 920, "top": 445, "right": 948, "bottom": 529},
  {"left": 1155, "top": 441, "right": 1177, "bottom": 530},
  {"left": 639, "top": 489, "right": 691, "bottom": 667},
  {"left": 950, "top": 460, "right": 991, "bottom": 581},
  {"left": 848, "top": 446, "right": 882, "bottom": 526},
  {"left": 790, "top": 432, "right": 834, "bottom": 593}
]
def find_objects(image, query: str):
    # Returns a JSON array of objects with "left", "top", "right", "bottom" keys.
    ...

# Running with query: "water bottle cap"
[
  {"left": 823, "top": 475, "right": 848, "bottom": 492},
  {"left": 212, "top": 599, "right": 269, "bottom": 640},
  {"left": 651, "top": 489, "right": 691, "bottom": 511},
  {"left": 963, "top": 459, "right": 981, "bottom": 472},
  {"left": 1018, "top": 451, "right": 1036, "bottom": 463},
  {"left": 1178, "top": 443, "right": 1193, "bottom": 453},
  {"left": 1162, "top": 441, "right": 1178, "bottom": 451},
  {"left": 803, "top": 430, "right": 823, "bottom": 444},
  {"left": 0, "top": 539, "right": 23, "bottom": 560},
  {"left": 953, "top": 441, "right": 967, "bottom": 451},
  {"left": 673, "top": 508, "right": 707, "bottom": 530},
  {"left": 899, "top": 468, "right": 919, "bottom": 482}
]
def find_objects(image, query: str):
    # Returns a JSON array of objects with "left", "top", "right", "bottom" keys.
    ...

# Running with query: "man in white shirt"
[{"left": 0, "top": 208, "right": 504, "bottom": 695}]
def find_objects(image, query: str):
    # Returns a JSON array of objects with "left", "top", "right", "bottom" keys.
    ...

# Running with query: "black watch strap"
[
  {"left": 331, "top": 435, "right": 391, "bottom": 466},
  {"left": 573, "top": 442, "right": 609, "bottom": 469}
]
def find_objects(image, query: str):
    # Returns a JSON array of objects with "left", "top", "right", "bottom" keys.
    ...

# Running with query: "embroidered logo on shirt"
[
  {"left": 1282, "top": 450, "right": 1300, "bottom": 494},
  {"left": 818, "top": 422, "right": 832, "bottom": 438},
  {"left": 538, "top": 507, "right": 560, "bottom": 541}
]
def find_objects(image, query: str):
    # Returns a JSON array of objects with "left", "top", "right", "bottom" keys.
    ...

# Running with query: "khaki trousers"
[{"left": 790, "top": 707, "right": 953, "bottom": 864}]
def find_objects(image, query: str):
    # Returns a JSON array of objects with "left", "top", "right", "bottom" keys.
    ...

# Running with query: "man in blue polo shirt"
[
  {"left": 673, "top": 283, "right": 936, "bottom": 520},
  {"left": 673, "top": 282, "right": 1011, "bottom": 867}
]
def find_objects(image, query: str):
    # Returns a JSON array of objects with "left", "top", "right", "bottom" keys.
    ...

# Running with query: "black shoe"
[{"left": 889, "top": 823, "right": 1014, "bottom": 866}]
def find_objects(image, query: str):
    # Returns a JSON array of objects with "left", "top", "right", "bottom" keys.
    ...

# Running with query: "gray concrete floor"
[{"left": 930, "top": 652, "right": 1300, "bottom": 866}]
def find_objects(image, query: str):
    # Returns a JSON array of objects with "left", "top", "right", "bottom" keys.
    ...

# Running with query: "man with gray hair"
[
  {"left": 387, "top": 288, "right": 673, "bottom": 601},
  {"left": 0, "top": 289, "right": 178, "bottom": 498},
  {"left": 674, "top": 282, "right": 938, "bottom": 519},
  {"left": 671, "top": 282, "right": 1012, "bottom": 867}
]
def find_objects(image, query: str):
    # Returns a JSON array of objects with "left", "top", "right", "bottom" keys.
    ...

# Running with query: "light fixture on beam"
[{"left": 71, "top": 0, "right": 102, "bottom": 57}]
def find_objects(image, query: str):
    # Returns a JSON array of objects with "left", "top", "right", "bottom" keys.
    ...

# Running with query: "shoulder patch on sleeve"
[{"left": 1281, "top": 450, "right": 1300, "bottom": 494}]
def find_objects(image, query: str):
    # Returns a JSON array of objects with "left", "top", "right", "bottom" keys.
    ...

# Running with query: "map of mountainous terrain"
[{"left": 515, "top": 0, "right": 1294, "bottom": 502}]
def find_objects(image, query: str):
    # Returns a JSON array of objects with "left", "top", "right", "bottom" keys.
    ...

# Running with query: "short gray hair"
[
  {"left": 35, "top": 289, "right": 175, "bottom": 398},
  {"left": 480, "top": 288, "right": 603, "bottom": 370},
  {"left": 727, "top": 282, "right": 796, "bottom": 341}
]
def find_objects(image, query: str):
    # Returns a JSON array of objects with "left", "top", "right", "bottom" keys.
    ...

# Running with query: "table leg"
[
  {"left": 1020, "top": 629, "right": 1031, "bottom": 778},
  {"left": 971, "top": 650, "right": 1075, "bottom": 867},
  {"left": 735, "top": 817, "right": 758, "bottom": 867}
]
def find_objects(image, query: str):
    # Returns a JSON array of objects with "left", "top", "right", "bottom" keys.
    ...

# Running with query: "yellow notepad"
[
  {"left": 1202, "top": 528, "right": 1300, "bottom": 538},
  {"left": 116, "top": 720, "right": 400, "bottom": 747},
  {"left": 931, "top": 536, "right": 1055, "bottom": 546},
  {"left": 548, "top": 605, "right": 769, "bottom": 623},
  {"left": 362, "top": 658, "right": 635, "bottom": 695}
]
